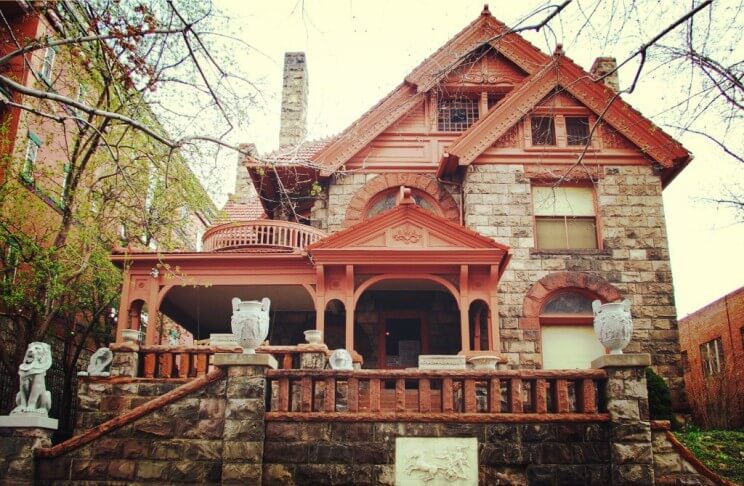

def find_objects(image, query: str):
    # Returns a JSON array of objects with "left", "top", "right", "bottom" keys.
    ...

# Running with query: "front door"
[{"left": 379, "top": 314, "right": 428, "bottom": 368}]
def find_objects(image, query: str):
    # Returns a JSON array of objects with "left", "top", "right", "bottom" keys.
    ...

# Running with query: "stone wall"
[
  {"left": 39, "top": 378, "right": 229, "bottom": 483},
  {"left": 463, "top": 164, "right": 684, "bottom": 405},
  {"left": 263, "top": 421, "right": 611, "bottom": 485}
]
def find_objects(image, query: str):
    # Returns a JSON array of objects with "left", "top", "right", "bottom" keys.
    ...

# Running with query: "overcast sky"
[{"left": 211, "top": 0, "right": 743, "bottom": 317}]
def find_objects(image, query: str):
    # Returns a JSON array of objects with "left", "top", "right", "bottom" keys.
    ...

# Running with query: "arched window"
[
  {"left": 364, "top": 188, "right": 442, "bottom": 219},
  {"left": 540, "top": 290, "right": 605, "bottom": 369}
]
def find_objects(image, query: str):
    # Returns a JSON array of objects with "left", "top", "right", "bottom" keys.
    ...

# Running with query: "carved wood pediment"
[{"left": 309, "top": 204, "right": 508, "bottom": 252}]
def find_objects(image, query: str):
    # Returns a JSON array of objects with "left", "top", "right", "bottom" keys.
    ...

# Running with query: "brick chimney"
[
  {"left": 279, "top": 52, "right": 308, "bottom": 147},
  {"left": 590, "top": 57, "right": 620, "bottom": 92},
  {"left": 234, "top": 143, "right": 258, "bottom": 203}
]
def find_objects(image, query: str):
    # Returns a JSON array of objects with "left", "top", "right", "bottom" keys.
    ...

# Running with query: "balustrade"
[
  {"left": 201, "top": 220, "right": 325, "bottom": 252},
  {"left": 266, "top": 369, "right": 608, "bottom": 420}
]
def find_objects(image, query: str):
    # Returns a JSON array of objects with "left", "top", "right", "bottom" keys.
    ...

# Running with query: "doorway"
[{"left": 379, "top": 313, "right": 429, "bottom": 369}]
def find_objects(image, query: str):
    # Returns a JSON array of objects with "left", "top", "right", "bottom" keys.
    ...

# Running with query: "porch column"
[
  {"left": 315, "top": 265, "right": 325, "bottom": 333},
  {"left": 344, "top": 265, "right": 355, "bottom": 351},
  {"left": 115, "top": 270, "right": 132, "bottom": 342},
  {"left": 460, "top": 265, "right": 470, "bottom": 352},
  {"left": 144, "top": 273, "right": 161, "bottom": 345},
  {"left": 489, "top": 265, "right": 501, "bottom": 352}
]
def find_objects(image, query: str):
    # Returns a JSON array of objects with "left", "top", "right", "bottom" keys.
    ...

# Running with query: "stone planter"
[
  {"left": 231, "top": 297, "right": 271, "bottom": 354},
  {"left": 304, "top": 329, "right": 322, "bottom": 344},
  {"left": 121, "top": 329, "right": 139, "bottom": 343},
  {"left": 468, "top": 355, "right": 500, "bottom": 370},
  {"left": 592, "top": 299, "right": 633, "bottom": 354}
]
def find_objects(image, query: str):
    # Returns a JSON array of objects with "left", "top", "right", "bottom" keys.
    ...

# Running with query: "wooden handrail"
[{"left": 201, "top": 220, "right": 326, "bottom": 252}]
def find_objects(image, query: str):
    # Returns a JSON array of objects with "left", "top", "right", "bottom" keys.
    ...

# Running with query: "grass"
[{"left": 674, "top": 426, "right": 744, "bottom": 485}]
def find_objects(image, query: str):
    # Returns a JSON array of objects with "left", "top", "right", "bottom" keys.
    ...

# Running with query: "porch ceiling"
[{"left": 160, "top": 284, "right": 314, "bottom": 339}]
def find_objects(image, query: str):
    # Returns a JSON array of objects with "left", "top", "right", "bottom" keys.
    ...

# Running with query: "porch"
[{"left": 111, "top": 194, "right": 512, "bottom": 367}]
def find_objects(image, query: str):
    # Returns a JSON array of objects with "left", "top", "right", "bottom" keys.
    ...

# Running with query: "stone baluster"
[{"left": 592, "top": 353, "right": 654, "bottom": 485}]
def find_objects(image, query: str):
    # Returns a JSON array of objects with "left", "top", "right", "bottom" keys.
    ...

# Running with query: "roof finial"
[
  {"left": 481, "top": 4, "right": 490, "bottom": 16},
  {"left": 553, "top": 43, "right": 564, "bottom": 56}
]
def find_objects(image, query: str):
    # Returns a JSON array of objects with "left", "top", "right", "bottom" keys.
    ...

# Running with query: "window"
[
  {"left": 60, "top": 163, "right": 71, "bottom": 199},
  {"left": 540, "top": 291, "right": 605, "bottom": 369},
  {"left": 531, "top": 116, "right": 556, "bottom": 145},
  {"left": 532, "top": 186, "right": 597, "bottom": 249},
  {"left": 700, "top": 337, "right": 723, "bottom": 377},
  {"left": 365, "top": 188, "right": 440, "bottom": 219},
  {"left": 438, "top": 97, "right": 478, "bottom": 131},
  {"left": 41, "top": 46, "right": 55, "bottom": 81},
  {"left": 566, "top": 117, "right": 590, "bottom": 145},
  {"left": 22, "top": 132, "right": 41, "bottom": 182}
]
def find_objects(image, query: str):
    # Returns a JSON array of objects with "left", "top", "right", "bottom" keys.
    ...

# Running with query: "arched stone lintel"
[
  {"left": 343, "top": 173, "right": 460, "bottom": 227},
  {"left": 520, "top": 271, "right": 622, "bottom": 329}
]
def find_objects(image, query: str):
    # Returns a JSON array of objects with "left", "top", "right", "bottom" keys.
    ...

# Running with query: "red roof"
[
  {"left": 217, "top": 197, "right": 267, "bottom": 223},
  {"left": 260, "top": 137, "right": 335, "bottom": 165}
]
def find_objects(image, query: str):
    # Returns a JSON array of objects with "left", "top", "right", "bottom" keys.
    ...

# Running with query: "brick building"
[
  {"left": 679, "top": 286, "right": 744, "bottom": 428},
  {"left": 0, "top": 1, "right": 214, "bottom": 421},
  {"left": 114, "top": 6, "right": 690, "bottom": 407}
]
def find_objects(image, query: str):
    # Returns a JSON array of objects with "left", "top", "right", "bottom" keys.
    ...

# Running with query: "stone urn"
[
  {"left": 231, "top": 297, "right": 271, "bottom": 354},
  {"left": 303, "top": 329, "right": 322, "bottom": 344},
  {"left": 469, "top": 356, "right": 500, "bottom": 371},
  {"left": 592, "top": 299, "right": 633, "bottom": 354}
]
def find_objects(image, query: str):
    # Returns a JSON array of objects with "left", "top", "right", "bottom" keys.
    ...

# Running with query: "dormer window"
[
  {"left": 438, "top": 97, "right": 478, "bottom": 132},
  {"left": 531, "top": 116, "right": 556, "bottom": 145},
  {"left": 566, "top": 117, "right": 590, "bottom": 145}
]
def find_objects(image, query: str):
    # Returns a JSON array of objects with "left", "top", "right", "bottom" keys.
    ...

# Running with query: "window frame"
[
  {"left": 21, "top": 132, "right": 42, "bottom": 182},
  {"left": 437, "top": 95, "right": 480, "bottom": 132},
  {"left": 40, "top": 46, "right": 56, "bottom": 82},
  {"left": 530, "top": 116, "right": 557, "bottom": 146},
  {"left": 539, "top": 289, "right": 608, "bottom": 369},
  {"left": 700, "top": 337, "right": 724, "bottom": 377},
  {"left": 525, "top": 112, "right": 596, "bottom": 150},
  {"left": 531, "top": 183, "right": 601, "bottom": 251},
  {"left": 565, "top": 116, "right": 591, "bottom": 146},
  {"left": 363, "top": 187, "right": 443, "bottom": 220}
]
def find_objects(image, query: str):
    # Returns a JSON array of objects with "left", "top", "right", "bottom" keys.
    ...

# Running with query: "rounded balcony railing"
[{"left": 202, "top": 220, "right": 326, "bottom": 252}]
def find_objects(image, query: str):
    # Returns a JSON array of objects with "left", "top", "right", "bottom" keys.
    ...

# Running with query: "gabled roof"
[
  {"left": 438, "top": 52, "right": 690, "bottom": 182},
  {"left": 307, "top": 6, "right": 689, "bottom": 183},
  {"left": 308, "top": 200, "right": 510, "bottom": 266}
]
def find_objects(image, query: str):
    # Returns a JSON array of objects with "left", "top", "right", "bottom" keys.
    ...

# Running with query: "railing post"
[
  {"left": 592, "top": 354, "right": 654, "bottom": 485},
  {"left": 109, "top": 342, "right": 139, "bottom": 378},
  {"left": 214, "top": 352, "right": 277, "bottom": 484}
]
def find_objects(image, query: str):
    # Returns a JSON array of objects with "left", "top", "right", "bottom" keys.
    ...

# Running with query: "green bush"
[{"left": 646, "top": 367, "right": 680, "bottom": 429}]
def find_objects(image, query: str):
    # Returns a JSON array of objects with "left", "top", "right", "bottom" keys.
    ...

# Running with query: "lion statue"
[{"left": 11, "top": 342, "right": 53, "bottom": 415}]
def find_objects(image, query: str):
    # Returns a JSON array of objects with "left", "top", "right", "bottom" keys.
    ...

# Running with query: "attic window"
[
  {"left": 438, "top": 97, "right": 478, "bottom": 131},
  {"left": 566, "top": 117, "right": 590, "bottom": 145},
  {"left": 531, "top": 116, "right": 556, "bottom": 145}
]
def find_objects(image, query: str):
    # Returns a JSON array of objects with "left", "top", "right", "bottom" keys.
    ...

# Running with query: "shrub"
[{"left": 646, "top": 367, "right": 680, "bottom": 429}]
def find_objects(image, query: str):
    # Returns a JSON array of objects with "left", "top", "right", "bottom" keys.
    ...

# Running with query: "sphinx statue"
[{"left": 12, "top": 342, "right": 53, "bottom": 415}]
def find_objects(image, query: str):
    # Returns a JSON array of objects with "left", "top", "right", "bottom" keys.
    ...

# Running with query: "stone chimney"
[
  {"left": 234, "top": 143, "right": 258, "bottom": 203},
  {"left": 590, "top": 57, "right": 620, "bottom": 92},
  {"left": 279, "top": 52, "right": 308, "bottom": 147}
]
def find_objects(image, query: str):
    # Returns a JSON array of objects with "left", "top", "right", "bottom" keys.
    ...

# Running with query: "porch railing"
[
  {"left": 266, "top": 369, "right": 608, "bottom": 421},
  {"left": 201, "top": 220, "right": 326, "bottom": 252},
  {"left": 136, "top": 344, "right": 329, "bottom": 378}
]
